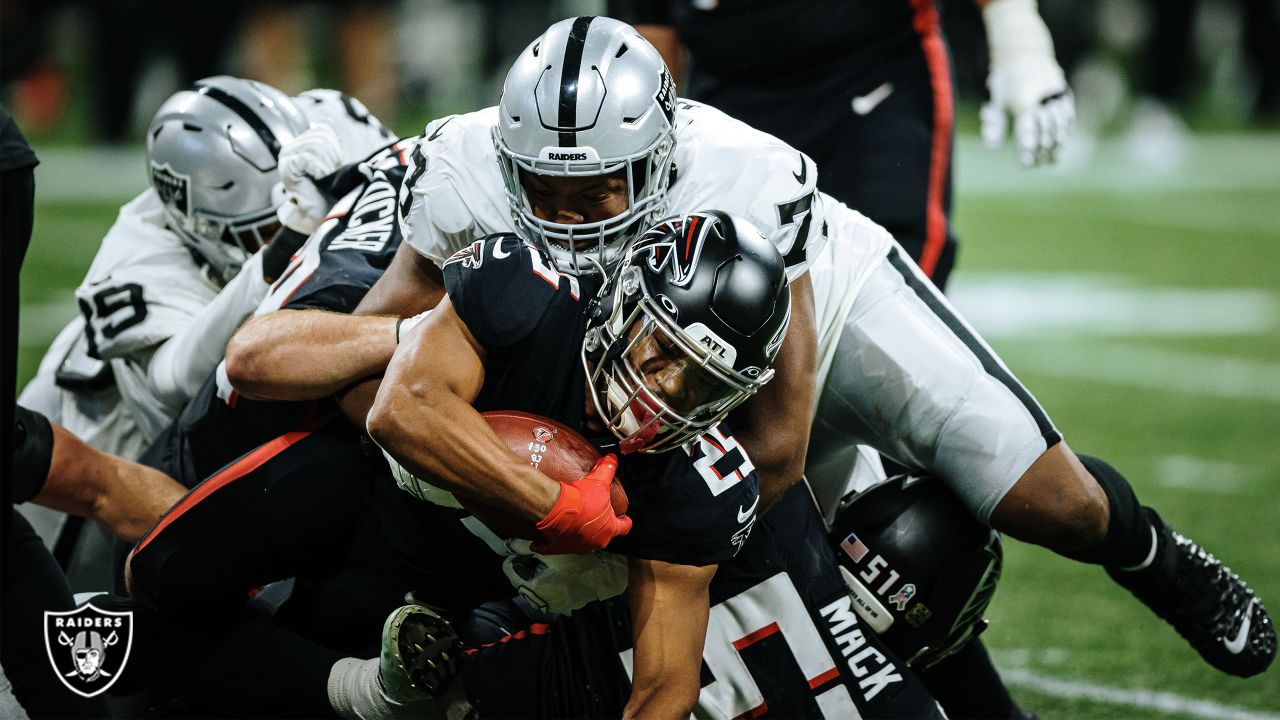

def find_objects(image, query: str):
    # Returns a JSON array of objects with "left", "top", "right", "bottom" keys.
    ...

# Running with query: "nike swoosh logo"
[
  {"left": 492, "top": 241, "right": 511, "bottom": 259},
  {"left": 1223, "top": 599, "right": 1256, "bottom": 654},
  {"left": 792, "top": 153, "right": 807, "bottom": 185},
  {"left": 737, "top": 496, "right": 760, "bottom": 524},
  {"left": 427, "top": 117, "right": 454, "bottom": 142},
  {"left": 851, "top": 82, "right": 894, "bottom": 116}
]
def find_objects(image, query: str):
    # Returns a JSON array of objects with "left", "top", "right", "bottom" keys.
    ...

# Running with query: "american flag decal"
[{"left": 840, "top": 533, "right": 869, "bottom": 563}]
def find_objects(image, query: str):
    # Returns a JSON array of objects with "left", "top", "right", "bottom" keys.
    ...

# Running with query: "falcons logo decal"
[{"left": 632, "top": 213, "right": 719, "bottom": 288}]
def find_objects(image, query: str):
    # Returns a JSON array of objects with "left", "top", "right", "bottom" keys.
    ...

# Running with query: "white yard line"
[
  {"left": 1004, "top": 342, "right": 1280, "bottom": 404},
  {"left": 999, "top": 666, "right": 1280, "bottom": 720}
]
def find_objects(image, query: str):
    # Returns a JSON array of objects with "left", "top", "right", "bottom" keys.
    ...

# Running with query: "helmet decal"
[{"left": 149, "top": 163, "right": 191, "bottom": 218}]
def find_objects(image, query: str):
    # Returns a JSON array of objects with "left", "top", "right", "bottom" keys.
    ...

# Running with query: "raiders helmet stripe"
[
  {"left": 194, "top": 83, "right": 284, "bottom": 159},
  {"left": 557, "top": 15, "right": 596, "bottom": 147}
]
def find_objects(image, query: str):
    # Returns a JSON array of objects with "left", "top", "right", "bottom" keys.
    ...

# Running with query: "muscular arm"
[
  {"left": 732, "top": 272, "right": 818, "bottom": 510},
  {"left": 34, "top": 423, "right": 185, "bottom": 543},
  {"left": 364, "top": 297, "right": 560, "bottom": 521},
  {"left": 224, "top": 309, "right": 399, "bottom": 401},
  {"left": 334, "top": 242, "right": 448, "bottom": 424},
  {"left": 624, "top": 558, "right": 715, "bottom": 719}
]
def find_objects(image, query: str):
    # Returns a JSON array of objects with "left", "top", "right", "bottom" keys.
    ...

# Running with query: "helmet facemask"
[
  {"left": 152, "top": 160, "right": 285, "bottom": 284},
  {"left": 494, "top": 125, "right": 675, "bottom": 277},
  {"left": 494, "top": 16, "right": 679, "bottom": 277},
  {"left": 582, "top": 264, "right": 773, "bottom": 454}
]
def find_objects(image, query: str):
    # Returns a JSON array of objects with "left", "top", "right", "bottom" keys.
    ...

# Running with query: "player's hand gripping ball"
[{"left": 468, "top": 411, "right": 629, "bottom": 541}]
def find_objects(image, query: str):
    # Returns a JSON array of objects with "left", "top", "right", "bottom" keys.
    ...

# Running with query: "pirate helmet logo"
[{"left": 44, "top": 603, "right": 134, "bottom": 698}]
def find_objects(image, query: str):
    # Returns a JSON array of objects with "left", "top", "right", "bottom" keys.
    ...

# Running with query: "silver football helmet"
[
  {"left": 494, "top": 16, "right": 678, "bottom": 275},
  {"left": 146, "top": 76, "right": 311, "bottom": 285}
]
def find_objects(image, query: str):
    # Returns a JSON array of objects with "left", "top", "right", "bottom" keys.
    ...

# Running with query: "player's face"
[
  {"left": 627, "top": 323, "right": 724, "bottom": 417},
  {"left": 520, "top": 169, "right": 630, "bottom": 243}
]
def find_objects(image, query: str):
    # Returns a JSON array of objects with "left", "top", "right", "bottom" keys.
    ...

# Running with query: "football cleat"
[
  {"left": 380, "top": 604, "right": 464, "bottom": 700},
  {"left": 1108, "top": 519, "right": 1276, "bottom": 678}
]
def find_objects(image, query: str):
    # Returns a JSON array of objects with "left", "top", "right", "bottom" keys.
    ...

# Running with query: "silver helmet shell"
[
  {"left": 146, "top": 76, "right": 311, "bottom": 285},
  {"left": 495, "top": 16, "right": 678, "bottom": 275}
]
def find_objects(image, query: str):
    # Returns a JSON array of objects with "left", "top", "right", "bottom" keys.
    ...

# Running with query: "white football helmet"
[
  {"left": 494, "top": 16, "right": 678, "bottom": 275},
  {"left": 146, "top": 76, "right": 311, "bottom": 284}
]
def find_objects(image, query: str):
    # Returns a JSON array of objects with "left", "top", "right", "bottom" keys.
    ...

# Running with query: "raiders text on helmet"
[
  {"left": 495, "top": 16, "right": 678, "bottom": 274},
  {"left": 583, "top": 211, "right": 790, "bottom": 453},
  {"left": 146, "top": 76, "right": 311, "bottom": 285}
]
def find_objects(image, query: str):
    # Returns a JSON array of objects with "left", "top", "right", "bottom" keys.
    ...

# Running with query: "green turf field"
[{"left": 15, "top": 134, "right": 1280, "bottom": 718}]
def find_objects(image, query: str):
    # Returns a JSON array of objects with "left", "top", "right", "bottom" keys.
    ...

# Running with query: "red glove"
[{"left": 533, "top": 454, "right": 632, "bottom": 554}]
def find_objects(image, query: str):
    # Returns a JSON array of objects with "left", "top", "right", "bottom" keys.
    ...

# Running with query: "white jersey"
[
  {"left": 393, "top": 99, "right": 1050, "bottom": 526},
  {"left": 807, "top": 194, "right": 896, "bottom": 399},
  {"left": 398, "top": 100, "right": 827, "bottom": 282},
  {"left": 19, "top": 91, "right": 393, "bottom": 459}
]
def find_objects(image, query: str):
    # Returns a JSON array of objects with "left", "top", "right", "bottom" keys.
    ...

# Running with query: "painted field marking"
[{"left": 999, "top": 666, "right": 1280, "bottom": 720}]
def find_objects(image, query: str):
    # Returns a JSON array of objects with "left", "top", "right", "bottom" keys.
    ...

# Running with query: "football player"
[
  {"left": 628, "top": 0, "right": 1074, "bottom": 293},
  {"left": 17, "top": 76, "right": 392, "bottom": 461},
  {"left": 336, "top": 16, "right": 1271, "bottom": 679},
  {"left": 126, "top": 212, "right": 940, "bottom": 718},
  {"left": 142, "top": 134, "right": 420, "bottom": 487}
]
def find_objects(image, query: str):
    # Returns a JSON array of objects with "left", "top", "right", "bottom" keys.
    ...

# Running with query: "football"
[
  {"left": 461, "top": 411, "right": 627, "bottom": 540},
  {"left": 482, "top": 410, "right": 601, "bottom": 485}
]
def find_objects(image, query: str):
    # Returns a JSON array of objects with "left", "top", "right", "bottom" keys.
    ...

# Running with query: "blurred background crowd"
[{"left": 2, "top": 0, "right": 1278, "bottom": 168}]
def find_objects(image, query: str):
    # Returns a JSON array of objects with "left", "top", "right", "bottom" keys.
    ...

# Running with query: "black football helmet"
[
  {"left": 829, "top": 474, "right": 1003, "bottom": 669},
  {"left": 582, "top": 210, "right": 791, "bottom": 454}
]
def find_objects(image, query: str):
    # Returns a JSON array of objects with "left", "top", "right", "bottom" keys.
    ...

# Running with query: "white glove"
[
  {"left": 276, "top": 177, "right": 331, "bottom": 235},
  {"left": 275, "top": 124, "right": 344, "bottom": 234},
  {"left": 279, "top": 123, "right": 343, "bottom": 190},
  {"left": 980, "top": 0, "right": 1075, "bottom": 167},
  {"left": 501, "top": 542, "right": 629, "bottom": 615}
]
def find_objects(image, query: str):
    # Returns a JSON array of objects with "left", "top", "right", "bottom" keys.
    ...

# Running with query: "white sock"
[{"left": 327, "top": 657, "right": 410, "bottom": 720}]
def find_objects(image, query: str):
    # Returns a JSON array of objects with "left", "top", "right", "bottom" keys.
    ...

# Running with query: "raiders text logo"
[{"left": 44, "top": 604, "right": 134, "bottom": 698}]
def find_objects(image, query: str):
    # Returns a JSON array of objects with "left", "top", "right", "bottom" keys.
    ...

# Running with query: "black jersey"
[
  {"left": 441, "top": 233, "right": 760, "bottom": 567},
  {"left": 140, "top": 139, "right": 416, "bottom": 485},
  {"left": 461, "top": 483, "right": 940, "bottom": 719},
  {"left": 632, "top": 0, "right": 916, "bottom": 82}
]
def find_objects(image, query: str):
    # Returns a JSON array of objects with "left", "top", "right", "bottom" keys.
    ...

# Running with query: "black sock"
[
  {"left": 1060, "top": 454, "right": 1158, "bottom": 569},
  {"left": 921, "top": 638, "right": 1027, "bottom": 720}
]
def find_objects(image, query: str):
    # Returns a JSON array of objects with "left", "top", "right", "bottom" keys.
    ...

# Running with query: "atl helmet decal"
[
  {"left": 149, "top": 162, "right": 191, "bottom": 218},
  {"left": 632, "top": 213, "right": 716, "bottom": 288},
  {"left": 44, "top": 604, "right": 134, "bottom": 698}
]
